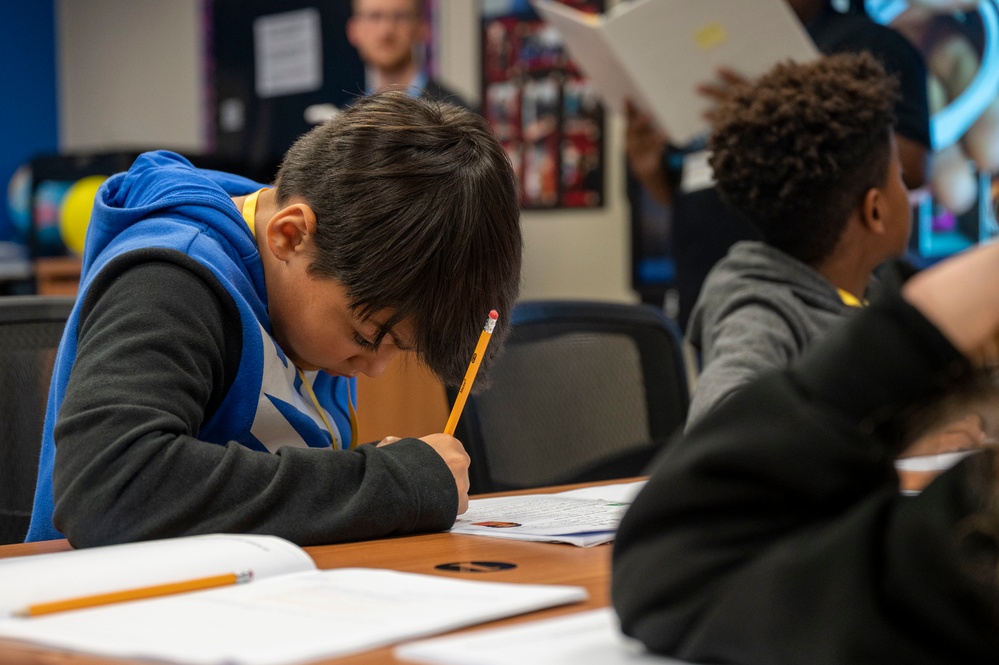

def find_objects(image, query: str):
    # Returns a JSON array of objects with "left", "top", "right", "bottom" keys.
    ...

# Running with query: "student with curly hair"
[
  {"left": 26, "top": 92, "right": 522, "bottom": 547},
  {"left": 684, "top": 52, "right": 912, "bottom": 428},
  {"left": 625, "top": 0, "right": 930, "bottom": 331},
  {"left": 613, "top": 53, "right": 999, "bottom": 664}
]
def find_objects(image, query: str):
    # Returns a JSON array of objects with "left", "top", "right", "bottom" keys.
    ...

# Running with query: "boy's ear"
[
  {"left": 264, "top": 203, "right": 318, "bottom": 263},
  {"left": 860, "top": 186, "right": 888, "bottom": 236}
]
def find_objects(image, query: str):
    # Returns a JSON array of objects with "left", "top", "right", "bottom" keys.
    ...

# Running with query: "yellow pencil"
[
  {"left": 444, "top": 310, "right": 498, "bottom": 435},
  {"left": 14, "top": 570, "right": 253, "bottom": 618}
]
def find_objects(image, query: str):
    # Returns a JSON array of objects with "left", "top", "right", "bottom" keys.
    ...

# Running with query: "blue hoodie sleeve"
[{"left": 51, "top": 253, "right": 458, "bottom": 547}]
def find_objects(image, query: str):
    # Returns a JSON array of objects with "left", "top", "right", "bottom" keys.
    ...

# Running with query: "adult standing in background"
[
  {"left": 626, "top": 0, "right": 931, "bottom": 331},
  {"left": 347, "top": 0, "right": 475, "bottom": 110}
]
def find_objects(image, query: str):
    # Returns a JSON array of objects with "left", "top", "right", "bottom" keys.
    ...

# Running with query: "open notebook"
[{"left": 0, "top": 533, "right": 587, "bottom": 665}]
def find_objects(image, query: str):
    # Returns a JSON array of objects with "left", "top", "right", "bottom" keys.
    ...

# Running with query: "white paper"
[
  {"left": 0, "top": 568, "right": 587, "bottom": 665},
  {"left": 451, "top": 481, "right": 646, "bottom": 547},
  {"left": 253, "top": 8, "right": 323, "bottom": 98},
  {"left": 679, "top": 150, "right": 715, "bottom": 193},
  {"left": 397, "top": 608, "right": 694, "bottom": 665},
  {"left": 0, "top": 533, "right": 315, "bottom": 617},
  {"left": 893, "top": 449, "right": 976, "bottom": 472},
  {"left": 535, "top": 480, "right": 646, "bottom": 503},
  {"left": 532, "top": 0, "right": 819, "bottom": 145}
]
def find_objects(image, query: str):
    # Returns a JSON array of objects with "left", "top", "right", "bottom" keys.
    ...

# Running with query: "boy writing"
[{"left": 26, "top": 92, "right": 522, "bottom": 547}]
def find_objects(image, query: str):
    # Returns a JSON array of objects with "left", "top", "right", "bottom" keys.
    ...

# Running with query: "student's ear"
[
  {"left": 860, "top": 187, "right": 888, "bottom": 236},
  {"left": 263, "top": 203, "right": 318, "bottom": 263}
]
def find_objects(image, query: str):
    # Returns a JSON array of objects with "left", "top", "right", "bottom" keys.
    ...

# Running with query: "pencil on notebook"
[
  {"left": 14, "top": 570, "right": 253, "bottom": 618},
  {"left": 444, "top": 310, "right": 498, "bottom": 435}
]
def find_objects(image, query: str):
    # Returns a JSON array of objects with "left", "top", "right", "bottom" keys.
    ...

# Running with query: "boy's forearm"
[
  {"left": 54, "top": 432, "right": 457, "bottom": 548},
  {"left": 53, "top": 259, "right": 457, "bottom": 547}
]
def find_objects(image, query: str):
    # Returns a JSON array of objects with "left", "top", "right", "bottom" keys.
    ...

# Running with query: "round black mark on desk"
[{"left": 435, "top": 561, "right": 518, "bottom": 573}]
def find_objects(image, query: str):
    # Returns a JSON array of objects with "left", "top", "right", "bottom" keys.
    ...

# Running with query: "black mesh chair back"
[
  {"left": 450, "top": 300, "right": 689, "bottom": 494},
  {"left": 0, "top": 296, "right": 74, "bottom": 544}
]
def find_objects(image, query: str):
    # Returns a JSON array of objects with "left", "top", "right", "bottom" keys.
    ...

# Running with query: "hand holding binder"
[{"left": 531, "top": 0, "right": 820, "bottom": 145}]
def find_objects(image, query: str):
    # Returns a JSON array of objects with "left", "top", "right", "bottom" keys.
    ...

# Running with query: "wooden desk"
[
  {"left": 0, "top": 482, "right": 622, "bottom": 665},
  {"left": 32, "top": 257, "right": 82, "bottom": 296}
]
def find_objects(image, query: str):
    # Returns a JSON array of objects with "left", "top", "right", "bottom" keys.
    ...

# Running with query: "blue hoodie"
[{"left": 27, "top": 151, "right": 356, "bottom": 542}]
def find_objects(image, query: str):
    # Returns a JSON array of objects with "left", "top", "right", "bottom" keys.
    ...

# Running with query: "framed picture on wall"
[{"left": 481, "top": 0, "right": 605, "bottom": 209}]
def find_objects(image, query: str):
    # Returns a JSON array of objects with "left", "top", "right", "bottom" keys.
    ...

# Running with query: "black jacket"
[{"left": 613, "top": 295, "right": 999, "bottom": 664}]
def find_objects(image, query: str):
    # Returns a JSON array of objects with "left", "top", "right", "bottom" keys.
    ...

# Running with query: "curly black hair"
[{"left": 708, "top": 52, "right": 899, "bottom": 265}]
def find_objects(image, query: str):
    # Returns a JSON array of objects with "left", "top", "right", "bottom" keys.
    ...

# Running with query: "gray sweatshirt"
[{"left": 685, "top": 241, "right": 873, "bottom": 429}]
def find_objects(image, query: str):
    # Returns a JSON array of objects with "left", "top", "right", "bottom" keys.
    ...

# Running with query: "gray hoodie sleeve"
[
  {"left": 686, "top": 302, "right": 802, "bottom": 429},
  {"left": 52, "top": 253, "right": 458, "bottom": 548}
]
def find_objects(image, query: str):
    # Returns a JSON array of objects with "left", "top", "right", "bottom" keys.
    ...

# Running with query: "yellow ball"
[{"left": 59, "top": 175, "right": 107, "bottom": 255}]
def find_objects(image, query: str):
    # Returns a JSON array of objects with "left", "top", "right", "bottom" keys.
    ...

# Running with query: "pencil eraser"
[{"left": 489, "top": 309, "right": 498, "bottom": 320}]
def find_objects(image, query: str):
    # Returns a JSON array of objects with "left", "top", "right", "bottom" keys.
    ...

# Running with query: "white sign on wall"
[{"left": 253, "top": 8, "right": 323, "bottom": 98}]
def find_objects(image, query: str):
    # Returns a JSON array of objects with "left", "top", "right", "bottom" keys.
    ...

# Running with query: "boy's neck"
[
  {"left": 813, "top": 259, "right": 871, "bottom": 303},
  {"left": 813, "top": 237, "right": 889, "bottom": 303}
]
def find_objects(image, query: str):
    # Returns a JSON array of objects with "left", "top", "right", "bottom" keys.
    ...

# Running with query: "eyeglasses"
[{"left": 355, "top": 11, "right": 420, "bottom": 26}]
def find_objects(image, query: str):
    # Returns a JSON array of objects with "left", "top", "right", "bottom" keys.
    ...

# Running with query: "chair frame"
[
  {"left": 0, "top": 295, "right": 75, "bottom": 544},
  {"left": 0, "top": 295, "right": 76, "bottom": 326},
  {"left": 450, "top": 300, "right": 689, "bottom": 494}
]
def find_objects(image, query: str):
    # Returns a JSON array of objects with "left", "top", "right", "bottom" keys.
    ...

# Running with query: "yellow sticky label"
[{"left": 695, "top": 22, "right": 728, "bottom": 50}]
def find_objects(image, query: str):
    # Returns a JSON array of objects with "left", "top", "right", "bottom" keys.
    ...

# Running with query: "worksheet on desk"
[
  {"left": 451, "top": 481, "right": 647, "bottom": 547},
  {"left": 397, "top": 608, "right": 694, "bottom": 665}
]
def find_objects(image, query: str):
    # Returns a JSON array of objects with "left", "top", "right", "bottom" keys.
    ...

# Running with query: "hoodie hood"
[
  {"left": 83, "top": 151, "right": 264, "bottom": 284},
  {"left": 687, "top": 240, "right": 862, "bottom": 351}
]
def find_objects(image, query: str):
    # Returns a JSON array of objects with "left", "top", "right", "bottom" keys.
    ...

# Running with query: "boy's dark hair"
[
  {"left": 708, "top": 52, "right": 899, "bottom": 265},
  {"left": 275, "top": 91, "right": 522, "bottom": 388}
]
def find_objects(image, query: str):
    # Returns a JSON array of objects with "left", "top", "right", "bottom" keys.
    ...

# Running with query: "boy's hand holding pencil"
[{"left": 376, "top": 310, "right": 499, "bottom": 516}]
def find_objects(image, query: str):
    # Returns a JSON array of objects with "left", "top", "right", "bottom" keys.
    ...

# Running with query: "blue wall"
[{"left": 0, "top": 0, "right": 59, "bottom": 242}]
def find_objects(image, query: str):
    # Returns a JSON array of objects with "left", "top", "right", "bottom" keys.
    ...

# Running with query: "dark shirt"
[
  {"left": 613, "top": 295, "right": 999, "bottom": 664},
  {"left": 422, "top": 77, "right": 478, "bottom": 113}
]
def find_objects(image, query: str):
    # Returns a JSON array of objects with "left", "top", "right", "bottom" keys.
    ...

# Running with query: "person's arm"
[
  {"left": 52, "top": 255, "right": 459, "bottom": 548},
  {"left": 685, "top": 303, "right": 801, "bottom": 428},
  {"left": 624, "top": 100, "right": 673, "bottom": 207},
  {"left": 623, "top": 68, "right": 748, "bottom": 208},
  {"left": 613, "top": 281, "right": 999, "bottom": 663},
  {"left": 901, "top": 240, "right": 999, "bottom": 358}
]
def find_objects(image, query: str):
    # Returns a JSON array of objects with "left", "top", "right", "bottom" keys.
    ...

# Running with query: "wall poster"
[{"left": 481, "top": 0, "right": 605, "bottom": 209}]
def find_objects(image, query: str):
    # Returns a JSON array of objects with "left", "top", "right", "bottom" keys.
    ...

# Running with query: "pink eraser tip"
[{"left": 489, "top": 310, "right": 498, "bottom": 319}]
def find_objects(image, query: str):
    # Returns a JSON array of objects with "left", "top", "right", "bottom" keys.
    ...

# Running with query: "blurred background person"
[
  {"left": 886, "top": 0, "right": 999, "bottom": 214},
  {"left": 347, "top": 0, "right": 474, "bottom": 110}
]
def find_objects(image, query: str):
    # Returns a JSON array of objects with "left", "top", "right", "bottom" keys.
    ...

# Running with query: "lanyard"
[
  {"left": 241, "top": 189, "right": 358, "bottom": 449},
  {"left": 836, "top": 288, "right": 867, "bottom": 308}
]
